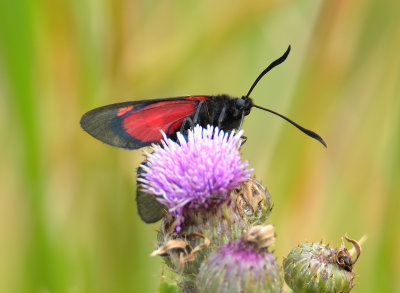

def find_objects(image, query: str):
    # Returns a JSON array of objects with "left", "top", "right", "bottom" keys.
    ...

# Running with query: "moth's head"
[{"left": 233, "top": 96, "right": 253, "bottom": 117}]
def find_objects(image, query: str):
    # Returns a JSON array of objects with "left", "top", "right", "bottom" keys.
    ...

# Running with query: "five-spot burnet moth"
[{"left": 80, "top": 45, "right": 327, "bottom": 149}]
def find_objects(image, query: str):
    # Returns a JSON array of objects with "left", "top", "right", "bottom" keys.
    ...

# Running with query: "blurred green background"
[{"left": 0, "top": 0, "right": 398, "bottom": 292}]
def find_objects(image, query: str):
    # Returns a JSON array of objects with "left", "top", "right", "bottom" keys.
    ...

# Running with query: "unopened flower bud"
[
  {"left": 197, "top": 225, "right": 283, "bottom": 293},
  {"left": 283, "top": 236, "right": 361, "bottom": 293}
]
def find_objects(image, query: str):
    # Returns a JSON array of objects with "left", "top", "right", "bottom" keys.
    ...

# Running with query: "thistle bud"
[
  {"left": 196, "top": 225, "right": 283, "bottom": 293},
  {"left": 283, "top": 236, "right": 361, "bottom": 293}
]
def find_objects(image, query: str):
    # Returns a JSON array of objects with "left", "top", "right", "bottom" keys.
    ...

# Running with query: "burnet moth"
[
  {"left": 80, "top": 45, "right": 327, "bottom": 149},
  {"left": 81, "top": 46, "right": 326, "bottom": 224}
]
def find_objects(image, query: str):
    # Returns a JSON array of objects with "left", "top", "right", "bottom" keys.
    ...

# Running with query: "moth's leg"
[
  {"left": 193, "top": 100, "right": 205, "bottom": 124},
  {"left": 217, "top": 106, "right": 227, "bottom": 129},
  {"left": 240, "top": 135, "right": 247, "bottom": 147},
  {"left": 238, "top": 111, "right": 245, "bottom": 130},
  {"left": 180, "top": 117, "right": 194, "bottom": 133},
  {"left": 180, "top": 99, "right": 205, "bottom": 133},
  {"left": 209, "top": 196, "right": 223, "bottom": 200}
]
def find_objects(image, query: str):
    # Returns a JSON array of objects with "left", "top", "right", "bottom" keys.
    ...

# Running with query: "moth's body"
[
  {"left": 80, "top": 45, "right": 326, "bottom": 151},
  {"left": 80, "top": 95, "right": 254, "bottom": 150},
  {"left": 200, "top": 95, "right": 253, "bottom": 130}
]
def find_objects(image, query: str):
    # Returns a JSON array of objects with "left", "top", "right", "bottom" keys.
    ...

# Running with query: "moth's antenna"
[
  {"left": 245, "top": 45, "right": 291, "bottom": 98},
  {"left": 253, "top": 104, "right": 327, "bottom": 147},
  {"left": 244, "top": 45, "right": 326, "bottom": 147}
]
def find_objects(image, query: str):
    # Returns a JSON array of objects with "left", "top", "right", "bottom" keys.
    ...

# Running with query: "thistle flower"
[
  {"left": 283, "top": 237, "right": 361, "bottom": 293},
  {"left": 196, "top": 225, "right": 283, "bottom": 293},
  {"left": 139, "top": 125, "right": 252, "bottom": 232}
]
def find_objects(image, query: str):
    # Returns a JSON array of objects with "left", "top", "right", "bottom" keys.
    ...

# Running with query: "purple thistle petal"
[{"left": 138, "top": 125, "right": 252, "bottom": 231}]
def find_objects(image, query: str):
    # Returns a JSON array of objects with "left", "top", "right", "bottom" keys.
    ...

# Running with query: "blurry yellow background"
[{"left": 0, "top": 0, "right": 399, "bottom": 292}]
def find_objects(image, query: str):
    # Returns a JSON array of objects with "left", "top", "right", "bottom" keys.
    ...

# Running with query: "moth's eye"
[{"left": 235, "top": 98, "right": 245, "bottom": 109}]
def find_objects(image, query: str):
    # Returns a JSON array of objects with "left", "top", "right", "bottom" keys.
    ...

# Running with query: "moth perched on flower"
[{"left": 138, "top": 125, "right": 252, "bottom": 232}]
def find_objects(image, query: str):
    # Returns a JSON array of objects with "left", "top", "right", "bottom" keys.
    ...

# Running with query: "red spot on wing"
[
  {"left": 121, "top": 98, "right": 205, "bottom": 142},
  {"left": 186, "top": 96, "right": 207, "bottom": 101},
  {"left": 117, "top": 106, "right": 134, "bottom": 116}
]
